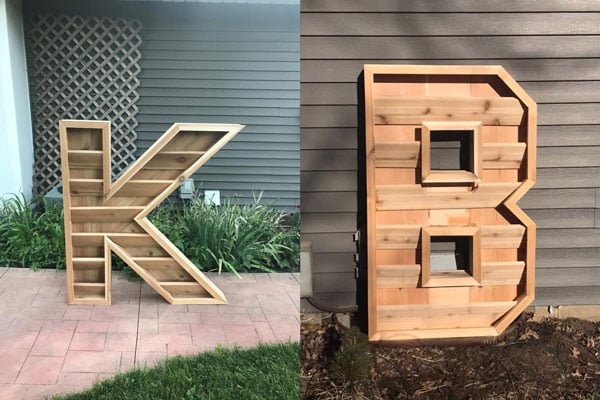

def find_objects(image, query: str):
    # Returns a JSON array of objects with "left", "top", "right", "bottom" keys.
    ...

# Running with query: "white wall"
[{"left": 0, "top": 0, "right": 33, "bottom": 199}]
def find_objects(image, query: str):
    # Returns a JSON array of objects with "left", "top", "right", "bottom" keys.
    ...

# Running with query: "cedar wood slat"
[
  {"left": 301, "top": 125, "right": 600, "bottom": 150},
  {"left": 302, "top": 82, "right": 600, "bottom": 107},
  {"left": 301, "top": 105, "right": 600, "bottom": 127},
  {"left": 303, "top": 209, "right": 595, "bottom": 232},
  {"left": 300, "top": 3, "right": 600, "bottom": 307}
]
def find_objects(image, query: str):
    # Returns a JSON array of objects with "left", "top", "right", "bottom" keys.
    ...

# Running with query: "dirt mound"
[{"left": 301, "top": 314, "right": 600, "bottom": 399}]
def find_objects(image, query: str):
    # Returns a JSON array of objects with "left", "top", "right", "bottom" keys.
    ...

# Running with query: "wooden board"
[
  {"left": 377, "top": 301, "right": 517, "bottom": 331},
  {"left": 374, "top": 97, "right": 523, "bottom": 126},
  {"left": 361, "top": 65, "right": 536, "bottom": 342},
  {"left": 376, "top": 183, "right": 520, "bottom": 210},
  {"left": 59, "top": 120, "right": 244, "bottom": 305}
]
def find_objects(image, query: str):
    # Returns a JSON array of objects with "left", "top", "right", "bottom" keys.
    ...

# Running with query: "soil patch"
[{"left": 301, "top": 313, "right": 600, "bottom": 399}]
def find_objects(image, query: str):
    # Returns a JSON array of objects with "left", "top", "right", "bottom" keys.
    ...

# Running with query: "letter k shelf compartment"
[{"left": 358, "top": 65, "right": 537, "bottom": 342}]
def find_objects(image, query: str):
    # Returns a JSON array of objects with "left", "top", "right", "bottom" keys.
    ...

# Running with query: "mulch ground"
[{"left": 301, "top": 313, "right": 600, "bottom": 399}]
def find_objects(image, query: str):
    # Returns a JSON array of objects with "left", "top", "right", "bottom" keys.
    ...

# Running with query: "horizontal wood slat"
[
  {"left": 377, "top": 264, "right": 420, "bottom": 288},
  {"left": 377, "top": 301, "right": 517, "bottom": 331},
  {"left": 373, "top": 142, "right": 420, "bottom": 168},
  {"left": 376, "top": 183, "right": 520, "bottom": 210},
  {"left": 72, "top": 257, "right": 105, "bottom": 267},
  {"left": 371, "top": 327, "right": 499, "bottom": 341},
  {"left": 376, "top": 225, "right": 420, "bottom": 249},
  {"left": 70, "top": 179, "right": 104, "bottom": 195},
  {"left": 481, "top": 261, "right": 525, "bottom": 285},
  {"left": 70, "top": 207, "right": 145, "bottom": 223},
  {"left": 374, "top": 96, "right": 524, "bottom": 126},
  {"left": 68, "top": 150, "right": 103, "bottom": 168},
  {"left": 423, "top": 271, "right": 480, "bottom": 288},
  {"left": 72, "top": 233, "right": 153, "bottom": 247},
  {"left": 144, "top": 151, "right": 206, "bottom": 170},
  {"left": 375, "top": 224, "right": 525, "bottom": 249},
  {"left": 118, "top": 180, "right": 172, "bottom": 197},
  {"left": 482, "top": 143, "right": 526, "bottom": 169},
  {"left": 372, "top": 142, "right": 526, "bottom": 169},
  {"left": 480, "top": 225, "right": 526, "bottom": 248}
]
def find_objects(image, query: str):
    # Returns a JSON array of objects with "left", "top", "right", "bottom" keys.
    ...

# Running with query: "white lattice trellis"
[{"left": 27, "top": 14, "right": 142, "bottom": 194}]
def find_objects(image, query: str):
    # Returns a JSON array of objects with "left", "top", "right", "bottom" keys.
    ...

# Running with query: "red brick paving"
[
  {"left": 16, "top": 356, "right": 63, "bottom": 385},
  {"left": 0, "top": 267, "right": 299, "bottom": 399}
]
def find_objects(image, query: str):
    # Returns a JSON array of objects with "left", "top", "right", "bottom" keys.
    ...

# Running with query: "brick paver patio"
[{"left": 0, "top": 267, "right": 300, "bottom": 400}]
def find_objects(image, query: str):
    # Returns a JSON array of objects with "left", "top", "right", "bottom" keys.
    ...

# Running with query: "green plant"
[
  {"left": 0, "top": 192, "right": 299, "bottom": 275},
  {"left": 54, "top": 341, "right": 300, "bottom": 400},
  {"left": 149, "top": 195, "right": 299, "bottom": 276},
  {"left": 0, "top": 193, "right": 65, "bottom": 269},
  {"left": 329, "top": 326, "right": 371, "bottom": 390}
]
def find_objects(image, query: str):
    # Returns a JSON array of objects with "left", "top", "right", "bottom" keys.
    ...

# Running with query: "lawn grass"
[{"left": 54, "top": 342, "right": 299, "bottom": 400}]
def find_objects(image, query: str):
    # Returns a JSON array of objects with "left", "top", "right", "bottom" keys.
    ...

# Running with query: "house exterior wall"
[
  {"left": 300, "top": 0, "right": 600, "bottom": 308},
  {"left": 22, "top": 0, "right": 299, "bottom": 209},
  {"left": 0, "top": 0, "right": 33, "bottom": 199},
  {"left": 135, "top": 3, "right": 300, "bottom": 209}
]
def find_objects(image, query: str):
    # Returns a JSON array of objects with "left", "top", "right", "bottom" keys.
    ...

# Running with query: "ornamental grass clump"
[
  {"left": 149, "top": 195, "right": 299, "bottom": 275},
  {"left": 0, "top": 193, "right": 65, "bottom": 269},
  {"left": 0, "top": 192, "right": 298, "bottom": 275}
]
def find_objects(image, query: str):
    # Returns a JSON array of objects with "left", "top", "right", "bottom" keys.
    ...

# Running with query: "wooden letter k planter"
[{"left": 59, "top": 120, "right": 244, "bottom": 305}]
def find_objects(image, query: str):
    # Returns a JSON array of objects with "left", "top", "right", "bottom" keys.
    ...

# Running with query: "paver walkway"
[{"left": 0, "top": 267, "right": 299, "bottom": 400}]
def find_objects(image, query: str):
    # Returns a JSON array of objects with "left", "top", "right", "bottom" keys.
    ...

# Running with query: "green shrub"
[
  {"left": 330, "top": 326, "right": 371, "bottom": 390},
  {"left": 0, "top": 193, "right": 299, "bottom": 274},
  {"left": 0, "top": 193, "right": 65, "bottom": 269},
  {"left": 149, "top": 196, "right": 299, "bottom": 275}
]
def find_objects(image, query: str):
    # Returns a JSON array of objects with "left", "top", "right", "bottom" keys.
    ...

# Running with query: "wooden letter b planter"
[
  {"left": 360, "top": 65, "right": 536, "bottom": 342},
  {"left": 59, "top": 120, "right": 244, "bottom": 305}
]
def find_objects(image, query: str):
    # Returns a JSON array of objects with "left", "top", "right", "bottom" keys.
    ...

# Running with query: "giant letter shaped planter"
[
  {"left": 360, "top": 65, "right": 536, "bottom": 341},
  {"left": 59, "top": 120, "right": 244, "bottom": 305}
]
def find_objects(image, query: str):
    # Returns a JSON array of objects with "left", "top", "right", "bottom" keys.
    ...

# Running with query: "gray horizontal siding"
[
  {"left": 302, "top": 13, "right": 600, "bottom": 36},
  {"left": 135, "top": 4, "right": 299, "bottom": 208},
  {"left": 301, "top": 59, "right": 600, "bottom": 82},
  {"left": 301, "top": 2, "right": 600, "bottom": 306},
  {"left": 24, "top": 0, "right": 300, "bottom": 209},
  {"left": 535, "top": 287, "right": 600, "bottom": 306},
  {"left": 301, "top": 0, "right": 600, "bottom": 13},
  {"left": 302, "top": 36, "right": 600, "bottom": 59}
]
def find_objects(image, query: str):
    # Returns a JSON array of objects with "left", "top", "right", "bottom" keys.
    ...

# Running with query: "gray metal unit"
[{"left": 300, "top": 0, "right": 600, "bottom": 307}]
